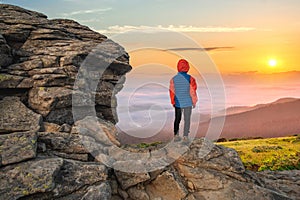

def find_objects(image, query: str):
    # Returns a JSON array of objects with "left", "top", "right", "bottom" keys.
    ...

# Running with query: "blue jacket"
[
  {"left": 173, "top": 72, "right": 192, "bottom": 107},
  {"left": 169, "top": 59, "right": 198, "bottom": 108}
]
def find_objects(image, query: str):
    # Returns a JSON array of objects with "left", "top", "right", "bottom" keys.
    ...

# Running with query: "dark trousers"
[{"left": 174, "top": 106, "right": 192, "bottom": 137}]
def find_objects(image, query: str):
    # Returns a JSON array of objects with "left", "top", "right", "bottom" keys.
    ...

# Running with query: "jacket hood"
[{"left": 177, "top": 59, "right": 190, "bottom": 72}]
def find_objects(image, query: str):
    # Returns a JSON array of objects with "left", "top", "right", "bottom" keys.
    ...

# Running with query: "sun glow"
[{"left": 268, "top": 59, "right": 277, "bottom": 67}]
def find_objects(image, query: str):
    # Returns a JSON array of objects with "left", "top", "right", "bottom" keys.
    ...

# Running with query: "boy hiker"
[{"left": 169, "top": 59, "right": 198, "bottom": 138}]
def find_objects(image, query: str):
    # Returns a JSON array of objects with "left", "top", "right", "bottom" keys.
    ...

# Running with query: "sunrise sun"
[{"left": 268, "top": 59, "right": 277, "bottom": 67}]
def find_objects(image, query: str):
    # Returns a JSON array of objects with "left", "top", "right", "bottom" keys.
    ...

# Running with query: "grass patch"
[
  {"left": 217, "top": 136, "right": 300, "bottom": 171},
  {"left": 251, "top": 145, "right": 283, "bottom": 153}
]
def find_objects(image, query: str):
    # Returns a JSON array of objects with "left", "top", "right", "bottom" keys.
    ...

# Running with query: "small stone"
[
  {"left": 59, "top": 123, "right": 72, "bottom": 133},
  {"left": 109, "top": 178, "right": 119, "bottom": 195},
  {"left": 127, "top": 186, "right": 150, "bottom": 200},
  {"left": 187, "top": 181, "right": 195, "bottom": 190},
  {"left": 37, "top": 142, "right": 47, "bottom": 152},
  {"left": 43, "top": 122, "right": 60, "bottom": 132},
  {"left": 117, "top": 188, "right": 129, "bottom": 199},
  {"left": 111, "top": 196, "right": 123, "bottom": 200},
  {"left": 81, "top": 182, "right": 111, "bottom": 200}
]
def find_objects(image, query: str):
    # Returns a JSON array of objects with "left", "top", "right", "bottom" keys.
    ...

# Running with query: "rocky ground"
[{"left": 0, "top": 4, "right": 299, "bottom": 200}]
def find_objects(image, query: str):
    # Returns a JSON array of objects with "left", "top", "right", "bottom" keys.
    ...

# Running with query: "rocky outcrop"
[
  {"left": 107, "top": 139, "right": 297, "bottom": 200},
  {"left": 0, "top": 3, "right": 131, "bottom": 125},
  {"left": 258, "top": 170, "right": 300, "bottom": 200},
  {"left": 0, "top": 4, "right": 299, "bottom": 200},
  {"left": 0, "top": 4, "right": 129, "bottom": 200}
]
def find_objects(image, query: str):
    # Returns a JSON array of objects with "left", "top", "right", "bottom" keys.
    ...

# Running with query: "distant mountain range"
[
  {"left": 118, "top": 97, "right": 300, "bottom": 144},
  {"left": 220, "top": 97, "right": 298, "bottom": 116},
  {"left": 197, "top": 97, "right": 300, "bottom": 140}
]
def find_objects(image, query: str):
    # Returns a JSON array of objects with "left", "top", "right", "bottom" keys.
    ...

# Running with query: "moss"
[
  {"left": 19, "top": 136, "right": 27, "bottom": 142},
  {"left": 22, "top": 190, "right": 29, "bottom": 196},
  {"left": 43, "top": 183, "right": 51, "bottom": 190},
  {"left": 23, "top": 144, "right": 33, "bottom": 151},
  {"left": 0, "top": 74, "right": 11, "bottom": 82},
  {"left": 136, "top": 141, "right": 163, "bottom": 148},
  {"left": 11, "top": 136, "right": 20, "bottom": 141},
  {"left": 39, "top": 87, "right": 45, "bottom": 91}
]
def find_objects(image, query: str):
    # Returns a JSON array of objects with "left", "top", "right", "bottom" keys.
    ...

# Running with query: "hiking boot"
[
  {"left": 174, "top": 135, "right": 181, "bottom": 142},
  {"left": 182, "top": 136, "right": 190, "bottom": 144}
]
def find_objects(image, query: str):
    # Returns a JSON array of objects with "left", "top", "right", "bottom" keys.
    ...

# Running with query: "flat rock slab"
[
  {"left": 0, "top": 158, "right": 63, "bottom": 200},
  {"left": 38, "top": 131, "right": 87, "bottom": 154},
  {"left": 0, "top": 131, "right": 37, "bottom": 166},
  {"left": 0, "top": 97, "right": 42, "bottom": 133},
  {"left": 52, "top": 159, "right": 108, "bottom": 197},
  {"left": 115, "top": 170, "right": 150, "bottom": 190}
]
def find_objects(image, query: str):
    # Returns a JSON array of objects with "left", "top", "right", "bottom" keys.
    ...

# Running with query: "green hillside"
[{"left": 217, "top": 135, "right": 300, "bottom": 171}]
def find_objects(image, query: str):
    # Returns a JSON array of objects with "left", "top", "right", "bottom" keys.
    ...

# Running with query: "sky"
[{"left": 2, "top": 0, "right": 300, "bottom": 73}]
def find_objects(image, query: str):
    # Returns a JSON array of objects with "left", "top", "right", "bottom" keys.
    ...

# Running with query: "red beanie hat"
[{"left": 177, "top": 59, "right": 190, "bottom": 72}]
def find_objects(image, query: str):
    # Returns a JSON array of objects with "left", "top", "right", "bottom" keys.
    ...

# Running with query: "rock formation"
[{"left": 0, "top": 4, "right": 299, "bottom": 200}]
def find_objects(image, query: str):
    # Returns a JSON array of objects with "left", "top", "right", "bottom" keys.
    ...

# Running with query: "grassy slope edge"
[{"left": 217, "top": 135, "right": 300, "bottom": 171}]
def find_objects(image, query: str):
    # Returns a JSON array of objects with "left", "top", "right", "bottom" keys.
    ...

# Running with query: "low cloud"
[
  {"left": 78, "top": 18, "right": 102, "bottom": 23},
  {"left": 98, "top": 25, "right": 256, "bottom": 34},
  {"left": 166, "top": 47, "right": 234, "bottom": 52},
  {"left": 62, "top": 8, "right": 112, "bottom": 16}
]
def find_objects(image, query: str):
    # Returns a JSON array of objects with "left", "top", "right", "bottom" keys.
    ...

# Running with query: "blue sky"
[{"left": 2, "top": 0, "right": 300, "bottom": 33}]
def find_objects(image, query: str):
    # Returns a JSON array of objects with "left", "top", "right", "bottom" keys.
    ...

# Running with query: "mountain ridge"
[
  {"left": 219, "top": 97, "right": 299, "bottom": 117},
  {"left": 198, "top": 98, "right": 300, "bottom": 139}
]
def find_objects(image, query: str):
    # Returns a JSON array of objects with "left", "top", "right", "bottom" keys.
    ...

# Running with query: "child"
[{"left": 169, "top": 59, "right": 198, "bottom": 138}]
